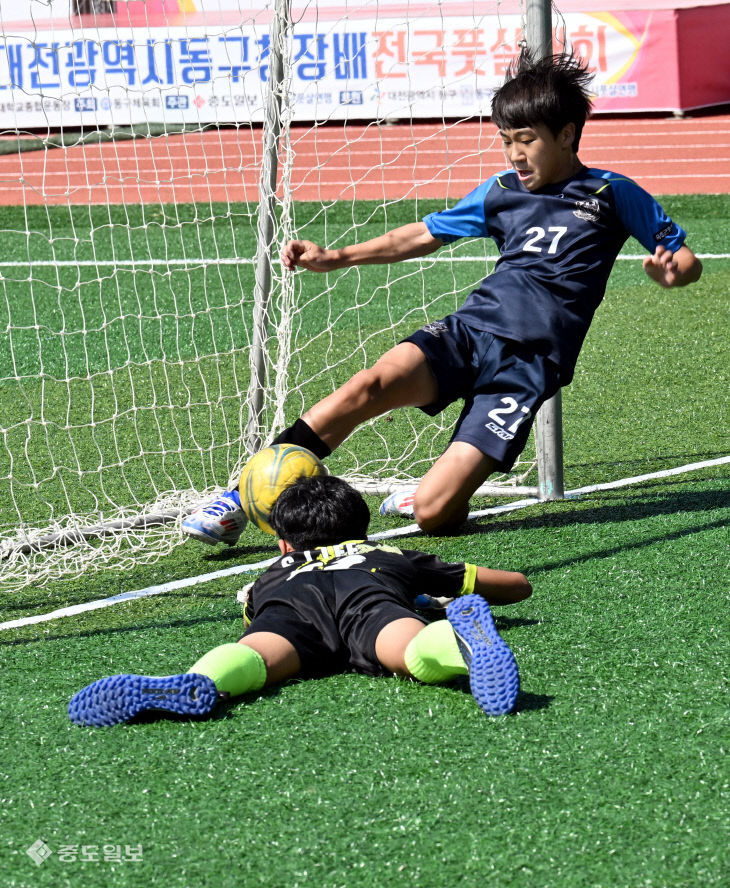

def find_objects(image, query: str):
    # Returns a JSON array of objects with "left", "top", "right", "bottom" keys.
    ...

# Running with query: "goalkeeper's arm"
[
  {"left": 460, "top": 562, "right": 533, "bottom": 605},
  {"left": 281, "top": 222, "right": 442, "bottom": 272}
]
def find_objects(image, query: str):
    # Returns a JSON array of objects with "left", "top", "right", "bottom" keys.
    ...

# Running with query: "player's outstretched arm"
[
  {"left": 472, "top": 566, "right": 533, "bottom": 605},
  {"left": 281, "top": 222, "right": 442, "bottom": 272},
  {"left": 643, "top": 244, "right": 703, "bottom": 288}
]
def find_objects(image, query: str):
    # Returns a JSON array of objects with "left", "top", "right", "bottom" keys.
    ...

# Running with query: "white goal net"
[{"left": 0, "top": 0, "right": 550, "bottom": 591}]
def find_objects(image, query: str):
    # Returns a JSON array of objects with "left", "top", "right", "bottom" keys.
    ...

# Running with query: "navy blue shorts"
[{"left": 404, "top": 316, "right": 563, "bottom": 472}]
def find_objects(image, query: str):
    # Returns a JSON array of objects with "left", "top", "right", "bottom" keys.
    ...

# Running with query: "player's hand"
[
  {"left": 281, "top": 239, "right": 340, "bottom": 272},
  {"left": 642, "top": 245, "right": 683, "bottom": 288}
]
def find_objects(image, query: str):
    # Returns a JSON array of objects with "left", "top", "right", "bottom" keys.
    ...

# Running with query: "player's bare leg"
[
  {"left": 302, "top": 342, "right": 438, "bottom": 451},
  {"left": 375, "top": 617, "right": 428, "bottom": 676},
  {"left": 183, "top": 344, "right": 435, "bottom": 547},
  {"left": 381, "top": 618, "right": 469, "bottom": 687},
  {"left": 239, "top": 633, "right": 301, "bottom": 686},
  {"left": 412, "top": 441, "right": 498, "bottom": 534}
]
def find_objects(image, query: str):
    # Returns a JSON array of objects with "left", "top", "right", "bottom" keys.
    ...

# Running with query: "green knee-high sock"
[
  {"left": 404, "top": 620, "right": 468, "bottom": 684},
  {"left": 188, "top": 643, "right": 267, "bottom": 697}
]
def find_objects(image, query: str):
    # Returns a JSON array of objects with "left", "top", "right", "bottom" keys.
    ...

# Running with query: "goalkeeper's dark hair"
[
  {"left": 270, "top": 474, "right": 371, "bottom": 551},
  {"left": 491, "top": 49, "right": 593, "bottom": 152}
]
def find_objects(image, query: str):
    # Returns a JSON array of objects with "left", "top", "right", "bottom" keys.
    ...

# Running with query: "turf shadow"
[
  {"left": 566, "top": 449, "right": 730, "bottom": 476},
  {"left": 522, "top": 515, "right": 730, "bottom": 579},
  {"left": 196, "top": 541, "right": 279, "bottom": 563},
  {"left": 450, "top": 674, "right": 554, "bottom": 714},
  {"left": 513, "top": 690, "right": 554, "bottom": 713},
  {"left": 135, "top": 681, "right": 556, "bottom": 724},
  {"left": 494, "top": 615, "right": 541, "bottom": 630},
  {"left": 467, "top": 484, "right": 730, "bottom": 536},
  {"left": 0, "top": 609, "right": 243, "bottom": 647}
]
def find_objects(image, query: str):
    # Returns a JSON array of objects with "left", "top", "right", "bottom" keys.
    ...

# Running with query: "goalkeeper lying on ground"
[{"left": 69, "top": 475, "right": 531, "bottom": 726}]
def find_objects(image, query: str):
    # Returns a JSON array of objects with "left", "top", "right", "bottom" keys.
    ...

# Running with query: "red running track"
[{"left": 1, "top": 114, "right": 728, "bottom": 205}]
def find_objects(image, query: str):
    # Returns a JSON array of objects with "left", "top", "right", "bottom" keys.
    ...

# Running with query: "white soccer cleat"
[
  {"left": 182, "top": 489, "right": 248, "bottom": 546},
  {"left": 379, "top": 488, "right": 417, "bottom": 518}
]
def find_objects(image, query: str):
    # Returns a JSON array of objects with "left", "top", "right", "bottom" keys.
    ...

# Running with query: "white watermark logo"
[
  {"left": 25, "top": 839, "right": 143, "bottom": 865},
  {"left": 26, "top": 839, "right": 52, "bottom": 866}
]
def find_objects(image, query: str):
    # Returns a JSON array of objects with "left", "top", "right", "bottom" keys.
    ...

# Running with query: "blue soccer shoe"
[
  {"left": 69, "top": 672, "right": 219, "bottom": 727},
  {"left": 446, "top": 595, "right": 520, "bottom": 716}
]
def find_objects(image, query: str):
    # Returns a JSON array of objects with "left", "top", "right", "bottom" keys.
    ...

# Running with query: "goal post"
[
  {"left": 245, "top": 0, "right": 290, "bottom": 456},
  {"left": 0, "top": 0, "right": 566, "bottom": 592},
  {"left": 525, "top": 0, "right": 566, "bottom": 501}
]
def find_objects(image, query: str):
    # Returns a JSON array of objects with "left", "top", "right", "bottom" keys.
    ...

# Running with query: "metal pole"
[
  {"left": 525, "top": 0, "right": 565, "bottom": 500},
  {"left": 535, "top": 390, "right": 565, "bottom": 499},
  {"left": 525, "top": 0, "right": 553, "bottom": 58},
  {"left": 245, "top": 0, "right": 290, "bottom": 454}
]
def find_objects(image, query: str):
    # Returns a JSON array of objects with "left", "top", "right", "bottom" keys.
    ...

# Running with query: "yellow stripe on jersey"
[{"left": 591, "top": 177, "right": 632, "bottom": 196}]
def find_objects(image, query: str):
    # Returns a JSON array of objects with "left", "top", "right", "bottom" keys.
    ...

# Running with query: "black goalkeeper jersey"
[{"left": 245, "top": 539, "right": 474, "bottom": 624}]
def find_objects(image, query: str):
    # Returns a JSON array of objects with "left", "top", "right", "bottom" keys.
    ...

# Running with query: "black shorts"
[
  {"left": 241, "top": 575, "right": 426, "bottom": 678},
  {"left": 405, "top": 316, "right": 563, "bottom": 472}
]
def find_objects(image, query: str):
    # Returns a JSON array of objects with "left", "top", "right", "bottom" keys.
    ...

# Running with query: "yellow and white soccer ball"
[{"left": 238, "top": 444, "right": 326, "bottom": 534}]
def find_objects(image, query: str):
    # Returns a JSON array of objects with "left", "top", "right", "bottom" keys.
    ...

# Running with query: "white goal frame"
[{"left": 0, "top": 0, "right": 564, "bottom": 592}]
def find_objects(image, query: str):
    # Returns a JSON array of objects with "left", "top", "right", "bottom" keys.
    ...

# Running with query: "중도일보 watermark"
[{"left": 26, "top": 839, "right": 143, "bottom": 866}]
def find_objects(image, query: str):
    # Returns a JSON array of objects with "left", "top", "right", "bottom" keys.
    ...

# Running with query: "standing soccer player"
[{"left": 183, "top": 50, "right": 702, "bottom": 544}]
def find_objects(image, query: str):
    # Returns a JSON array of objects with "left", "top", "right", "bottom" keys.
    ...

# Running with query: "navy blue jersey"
[{"left": 423, "top": 167, "right": 686, "bottom": 379}]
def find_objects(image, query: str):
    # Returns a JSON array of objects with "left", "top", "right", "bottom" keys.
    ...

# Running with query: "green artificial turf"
[
  {"left": 1, "top": 193, "right": 729, "bottom": 886},
  {"left": 2, "top": 474, "right": 729, "bottom": 887}
]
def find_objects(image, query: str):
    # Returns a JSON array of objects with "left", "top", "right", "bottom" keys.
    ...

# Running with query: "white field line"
[
  {"left": 0, "top": 252, "right": 727, "bottom": 270},
  {"left": 5, "top": 148, "right": 729, "bottom": 170},
  {"left": 2, "top": 454, "right": 728, "bottom": 632}
]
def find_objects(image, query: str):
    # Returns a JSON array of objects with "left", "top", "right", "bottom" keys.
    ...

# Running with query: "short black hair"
[
  {"left": 491, "top": 50, "right": 593, "bottom": 152},
  {"left": 269, "top": 475, "right": 371, "bottom": 551}
]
